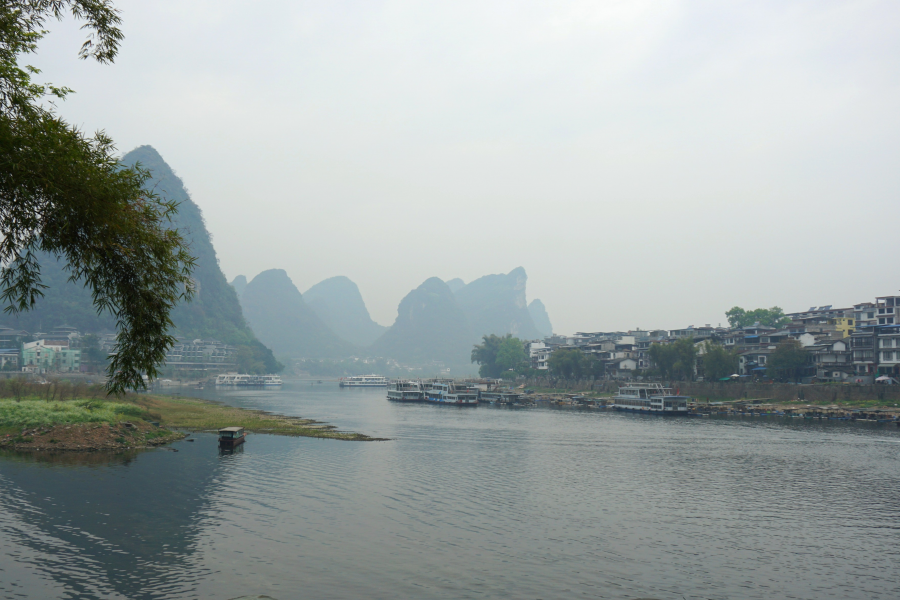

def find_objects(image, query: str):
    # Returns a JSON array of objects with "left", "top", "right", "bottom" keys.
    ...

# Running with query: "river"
[{"left": 1, "top": 381, "right": 899, "bottom": 600}]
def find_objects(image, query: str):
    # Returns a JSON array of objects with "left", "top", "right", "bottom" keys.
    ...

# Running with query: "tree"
[
  {"left": 548, "top": 348, "right": 590, "bottom": 379},
  {"left": 648, "top": 337, "right": 697, "bottom": 380},
  {"left": 726, "top": 306, "right": 791, "bottom": 329},
  {"left": 471, "top": 334, "right": 507, "bottom": 378},
  {"left": 766, "top": 339, "right": 809, "bottom": 382},
  {"left": 0, "top": 2, "right": 195, "bottom": 394},
  {"left": 701, "top": 342, "right": 738, "bottom": 381},
  {"left": 495, "top": 336, "right": 527, "bottom": 377}
]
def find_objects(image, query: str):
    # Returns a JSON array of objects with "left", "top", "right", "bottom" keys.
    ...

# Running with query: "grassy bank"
[
  {"left": 0, "top": 391, "right": 380, "bottom": 450},
  {"left": 129, "top": 394, "right": 380, "bottom": 441}
]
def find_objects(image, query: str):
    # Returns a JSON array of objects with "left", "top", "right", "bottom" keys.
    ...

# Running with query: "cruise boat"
[
  {"left": 215, "top": 373, "right": 283, "bottom": 386},
  {"left": 611, "top": 383, "right": 690, "bottom": 415},
  {"left": 339, "top": 375, "right": 389, "bottom": 388},
  {"left": 387, "top": 380, "right": 424, "bottom": 402},
  {"left": 423, "top": 381, "right": 479, "bottom": 407}
]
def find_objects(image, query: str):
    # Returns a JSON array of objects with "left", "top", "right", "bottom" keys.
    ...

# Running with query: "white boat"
[
  {"left": 611, "top": 383, "right": 690, "bottom": 415},
  {"left": 215, "top": 373, "right": 283, "bottom": 386},
  {"left": 339, "top": 375, "right": 389, "bottom": 388},
  {"left": 423, "top": 381, "right": 478, "bottom": 407},
  {"left": 387, "top": 380, "right": 424, "bottom": 402}
]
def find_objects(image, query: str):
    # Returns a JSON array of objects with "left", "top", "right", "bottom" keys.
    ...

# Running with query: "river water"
[{"left": 2, "top": 382, "right": 900, "bottom": 600}]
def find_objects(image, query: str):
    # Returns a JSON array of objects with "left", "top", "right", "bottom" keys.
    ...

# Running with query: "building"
[
  {"left": 0, "top": 348, "right": 19, "bottom": 370},
  {"left": 807, "top": 339, "right": 852, "bottom": 381},
  {"left": 875, "top": 296, "right": 900, "bottom": 326},
  {"left": 527, "top": 341, "right": 551, "bottom": 370},
  {"left": 164, "top": 339, "right": 237, "bottom": 372},
  {"left": 21, "top": 340, "right": 81, "bottom": 373}
]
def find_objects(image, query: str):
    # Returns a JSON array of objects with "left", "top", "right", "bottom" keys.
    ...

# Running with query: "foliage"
[
  {"left": 726, "top": 306, "right": 791, "bottom": 329},
  {"left": 0, "top": 397, "right": 147, "bottom": 430},
  {"left": 545, "top": 348, "right": 586, "bottom": 379},
  {"left": 471, "top": 334, "right": 531, "bottom": 379},
  {"left": 766, "top": 339, "right": 809, "bottom": 382},
  {"left": 0, "top": 1, "right": 196, "bottom": 394},
  {"left": 701, "top": 342, "right": 739, "bottom": 381},
  {"left": 235, "top": 341, "right": 284, "bottom": 374},
  {"left": 648, "top": 337, "right": 697, "bottom": 380}
]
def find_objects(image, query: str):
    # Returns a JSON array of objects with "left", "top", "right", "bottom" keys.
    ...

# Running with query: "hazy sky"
[{"left": 36, "top": 1, "right": 900, "bottom": 334}]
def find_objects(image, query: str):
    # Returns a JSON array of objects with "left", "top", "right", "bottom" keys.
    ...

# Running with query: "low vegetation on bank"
[
  {"left": 0, "top": 380, "right": 379, "bottom": 451},
  {"left": 127, "top": 394, "right": 379, "bottom": 441}
]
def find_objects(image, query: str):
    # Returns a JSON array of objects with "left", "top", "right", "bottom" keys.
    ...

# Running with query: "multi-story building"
[
  {"left": 527, "top": 341, "right": 551, "bottom": 370},
  {"left": 875, "top": 296, "right": 900, "bottom": 326},
  {"left": 0, "top": 348, "right": 19, "bottom": 370},
  {"left": 853, "top": 303, "right": 877, "bottom": 327},
  {"left": 21, "top": 340, "right": 81, "bottom": 373},
  {"left": 807, "top": 339, "right": 852, "bottom": 381},
  {"left": 164, "top": 339, "right": 236, "bottom": 372}
]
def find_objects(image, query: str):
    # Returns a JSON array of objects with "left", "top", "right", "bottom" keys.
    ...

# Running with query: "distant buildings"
[{"left": 527, "top": 291, "right": 900, "bottom": 383}]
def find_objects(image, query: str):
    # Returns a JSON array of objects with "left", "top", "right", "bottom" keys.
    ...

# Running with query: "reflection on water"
[{"left": 2, "top": 382, "right": 900, "bottom": 600}]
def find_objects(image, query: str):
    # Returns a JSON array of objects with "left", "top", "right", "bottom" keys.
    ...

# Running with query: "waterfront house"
[
  {"left": 21, "top": 340, "right": 81, "bottom": 373},
  {"left": 807, "top": 339, "right": 853, "bottom": 381}
]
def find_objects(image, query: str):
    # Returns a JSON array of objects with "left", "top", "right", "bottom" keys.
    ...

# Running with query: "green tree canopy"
[
  {"left": 648, "top": 337, "right": 697, "bottom": 380},
  {"left": 726, "top": 306, "right": 791, "bottom": 329},
  {"left": 548, "top": 348, "right": 590, "bottom": 379},
  {"left": 0, "top": 1, "right": 195, "bottom": 393},
  {"left": 766, "top": 339, "right": 809, "bottom": 382},
  {"left": 471, "top": 334, "right": 528, "bottom": 378},
  {"left": 701, "top": 342, "right": 738, "bottom": 381}
]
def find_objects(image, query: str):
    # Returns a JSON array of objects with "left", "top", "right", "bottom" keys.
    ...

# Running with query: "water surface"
[{"left": 2, "top": 382, "right": 899, "bottom": 599}]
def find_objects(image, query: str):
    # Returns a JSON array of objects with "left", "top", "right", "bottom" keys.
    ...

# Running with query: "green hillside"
[{"left": 0, "top": 146, "right": 280, "bottom": 373}]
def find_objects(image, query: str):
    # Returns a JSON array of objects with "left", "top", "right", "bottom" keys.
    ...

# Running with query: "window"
[
  {"left": 883, "top": 351, "right": 895, "bottom": 361},
  {"left": 759, "top": 356, "right": 766, "bottom": 364}
]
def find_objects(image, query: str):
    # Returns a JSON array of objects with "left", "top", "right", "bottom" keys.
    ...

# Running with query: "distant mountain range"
[
  {"left": 303, "top": 277, "right": 387, "bottom": 347},
  {"left": 240, "top": 270, "right": 353, "bottom": 359},
  {"left": 230, "top": 266, "right": 553, "bottom": 368},
  {"left": 0, "top": 146, "right": 280, "bottom": 373},
  {"left": 368, "top": 277, "right": 471, "bottom": 364}
]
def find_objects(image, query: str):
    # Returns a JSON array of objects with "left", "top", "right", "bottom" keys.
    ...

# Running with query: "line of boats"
[
  {"left": 214, "top": 373, "right": 283, "bottom": 386},
  {"left": 387, "top": 380, "right": 691, "bottom": 414}
]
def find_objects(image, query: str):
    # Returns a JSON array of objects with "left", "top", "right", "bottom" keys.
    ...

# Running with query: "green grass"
[{"left": 0, "top": 398, "right": 149, "bottom": 434}]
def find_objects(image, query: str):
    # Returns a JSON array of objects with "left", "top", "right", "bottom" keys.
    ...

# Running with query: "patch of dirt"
[{"left": 0, "top": 421, "right": 185, "bottom": 452}]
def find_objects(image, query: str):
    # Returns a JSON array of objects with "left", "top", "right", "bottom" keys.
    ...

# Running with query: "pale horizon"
[{"left": 34, "top": 0, "right": 900, "bottom": 334}]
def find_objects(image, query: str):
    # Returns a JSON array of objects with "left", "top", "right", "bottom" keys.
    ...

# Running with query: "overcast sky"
[{"left": 36, "top": 0, "right": 900, "bottom": 334}]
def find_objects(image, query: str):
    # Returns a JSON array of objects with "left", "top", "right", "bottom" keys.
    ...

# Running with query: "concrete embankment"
[{"left": 524, "top": 378, "right": 900, "bottom": 405}]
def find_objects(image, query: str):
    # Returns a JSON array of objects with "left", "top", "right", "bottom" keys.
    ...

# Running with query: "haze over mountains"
[
  {"left": 232, "top": 266, "right": 554, "bottom": 369},
  {"left": 0, "top": 146, "right": 280, "bottom": 373},
  {"left": 0, "top": 144, "right": 553, "bottom": 374}
]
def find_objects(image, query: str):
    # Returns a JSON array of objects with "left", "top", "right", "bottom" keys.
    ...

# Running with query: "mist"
[{"left": 34, "top": 0, "right": 900, "bottom": 333}]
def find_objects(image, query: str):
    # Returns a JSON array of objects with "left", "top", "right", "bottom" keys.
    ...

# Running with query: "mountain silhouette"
[
  {"left": 528, "top": 299, "right": 553, "bottom": 338},
  {"left": 241, "top": 269, "right": 353, "bottom": 359},
  {"left": 454, "top": 267, "right": 541, "bottom": 341},
  {"left": 370, "top": 277, "right": 472, "bottom": 365},
  {"left": 303, "top": 276, "right": 387, "bottom": 347}
]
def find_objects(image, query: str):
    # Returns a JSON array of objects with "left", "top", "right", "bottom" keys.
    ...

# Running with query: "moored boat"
[
  {"left": 218, "top": 426, "right": 246, "bottom": 448},
  {"left": 611, "top": 383, "right": 690, "bottom": 415},
  {"left": 387, "top": 380, "right": 425, "bottom": 402},
  {"left": 423, "top": 381, "right": 478, "bottom": 407},
  {"left": 215, "top": 373, "right": 283, "bottom": 386},
  {"left": 340, "top": 375, "right": 389, "bottom": 388}
]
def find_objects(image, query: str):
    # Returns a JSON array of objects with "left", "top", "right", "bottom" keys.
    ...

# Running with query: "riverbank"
[{"left": 0, "top": 394, "right": 381, "bottom": 452}]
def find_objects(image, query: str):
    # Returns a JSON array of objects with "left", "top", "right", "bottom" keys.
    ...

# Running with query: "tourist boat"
[
  {"left": 610, "top": 383, "right": 690, "bottom": 415},
  {"left": 218, "top": 426, "right": 246, "bottom": 448},
  {"left": 339, "top": 375, "right": 389, "bottom": 388},
  {"left": 387, "top": 380, "right": 424, "bottom": 402},
  {"left": 480, "top": 391, "right": 521, "bottom": 405},
  {"left": 423, "top": 381, "right": 479, "bottom": 407},
  {"left": 215, "top": 373, "right": 283, "bottom": 386}
]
